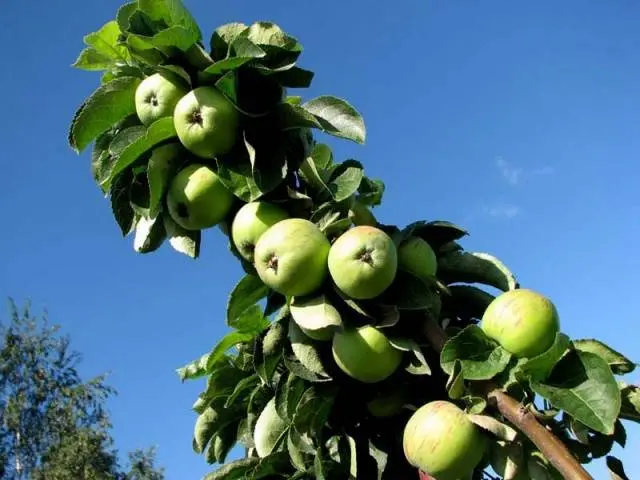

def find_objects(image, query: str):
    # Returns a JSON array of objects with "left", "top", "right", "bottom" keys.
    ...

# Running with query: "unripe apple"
[
  {"left": 254, "top": 218, "right": 330, "bottom": 297},
  {"left": 166, "top": 163, "right": 235, "bottom": 230},
  {"left": 332, "top": 325, "right": 402, "bottom": 383},
  {"left": 135, "top": 73, "right": 188, "bottom": 126},
  {"left": 403, "top": 401, "right": 486, "bottom": 480},
  {"left": 328, "top": 226, "right": 398, "bottom": 300},
  {"left": 173, "top": 86, "right": 239, "bottom": 159},
  {"left": 481, "top": 288, "right": 560, "bottom": 358},
  {"left": 253, "top": 398, "right": 288, "bottom": 458},
  {"left": 398, "top": 236, "right": 437, "bottom": 281},
  {"left": 231, "top": 201, "right": 290, "bottom": 262}
]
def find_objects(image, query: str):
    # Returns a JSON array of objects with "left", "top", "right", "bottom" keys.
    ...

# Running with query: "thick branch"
[{"left": 422, "top": 318, "right": 593, "bottom": 480}]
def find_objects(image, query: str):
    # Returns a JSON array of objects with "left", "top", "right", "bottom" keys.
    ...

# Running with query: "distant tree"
[{"left": 0, "top": 299, "right": 164, "bottom": 480}]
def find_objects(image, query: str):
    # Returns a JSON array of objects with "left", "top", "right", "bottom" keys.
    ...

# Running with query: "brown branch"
[{"left": 423, "top": 317, "right": 593, "bottom": 480}]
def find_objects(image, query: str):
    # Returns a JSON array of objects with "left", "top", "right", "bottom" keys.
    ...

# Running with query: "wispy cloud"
[
  {"left": 482, "top": 203, "right": 521, "bottom": 219},
  {"left": 495, "top": 157, "right": 523, "bottom": 185},
  {"left": 494, "top": 157, "right": 556, "bottom": 186}
]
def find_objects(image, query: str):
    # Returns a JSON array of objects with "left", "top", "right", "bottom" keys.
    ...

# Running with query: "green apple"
[
  {"left": 254, "top": 218, "right": 330, "bottom": 297},
  {"left": 253, "top": 397, "right": 288, "bottom": 458},
  {"left": 398, "top": 236, "right": 438, "bottom": 281},
  {"left": 403, "top": 400, "right": 487, "bottom": 480},
  {"left": 231, "top": 201, "right": 290, "bottom": 262},
  {"left": 332, "top": 325, "right": 402, "bottom": 383},
  {"left": 481, "top": 288, "right": 560, "bottom": 358},
  {"left": 134, "top": 73, "right": 188, "bottom": 126},
  {"left": 166, "top": 163, "right": 235, "bottom": 230},
  {"left": 328, "top": 226, "right": 397, "bottom": 300},
  {"left": 173, "top": 86, "right": 239, "bottom": 159}
]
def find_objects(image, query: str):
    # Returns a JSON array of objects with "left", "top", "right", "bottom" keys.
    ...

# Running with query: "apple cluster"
[
  {"left": 132, "top": 67, "right": 565, "bottom": 480},
  {"left": 133, "top": 73, "right": 240, "bottom": 231}
]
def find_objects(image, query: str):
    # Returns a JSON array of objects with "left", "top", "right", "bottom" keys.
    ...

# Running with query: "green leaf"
[
  {"left": 194, "top": 406, "right": 223, "bottom": 454},
  {"left": 438, "top": 251, "right": 518, "bottom": 292},
  {"left": 69, "top": 76, "right": 142, "bottom": 153},
  {"left": 254, "top": 325, "right": 285, "bottom": 386},
  {"left": 246, "top": 21, "right": 302, "bottom": 69},
  {"left": 277, "top": 98, "right": 366, "bottom": 145},
  {"left": 287, "top": 428, "right": 310, "bottom": 471},
  {"left": 444, "top": 285, "right": 495, "bottom": 321},
  {"left": 440, "top": 325, "right": 512, "bottom": 380},
  {"left": 270, "top": 67, "right": 314, "bottom": 88},
  {"left": 303, "top": 96, "right": 366, "bottom": 144},
  {"left": 205, "top": 331, "right": 259, "bottom": 372},
  {"left": 531, "top": 350, "right": 621, "bottom": 435},
  {"left": 72, "top": 48, "right": 113, "bottom": 71},
  {"left": 327, "top": 159, "right": 364, "bottom": 202},
  {"left": 388, "top": 337, "right": 430, "bottom": 375},
  {"left": 298, "top": 155, "right": 332, "bottom": 200},
  {"left": 607, "top": 455, "right": 630, "bottom": 480},
  {"left": 138, "top": 0, "right": 202, "bottom": 43},
  {"left": 104, "top": 117, "right": 177, "bottom": 190},
  {"left": 116, "top": 1, "right": 138, "bottom": 32},
  {"left": 275, "top": 372, "right": 307, "bottom": 422},
  {"left": 468, "top": 414, "right": 517, "bottom": 441},
  {"left": 155, "top": 64, "right": 192, "bottom": 89},
  {"left": 210, "top": 421, "right": 238, "bottom": 464},
  {"left": 573, "top": 339, "right": 636, "bottom": 375},
  {"left": 283, "top": 351, "right": 333, "bottom": 383},
  {"left": 176, "top": 351, "right": 210, "bottom": 382},
  {"left": 83, "top": 20, "right": 131, "bottom": 63},
  {"left": 288, "top": 321, "right": 331, "bottom": 378},
  {"left": 133, "top": 215, "right": 166, "bottom": 253},
  {"left": 293, "top": 385, "right": 337, "bottom": 435},
  {"left": 378, "top": 270, "right": 441, "bottom": 312},
  {"left": 446, "top": 360, "right": 464, "bottom": 399},
  {"left": 227, "top": 274, "right": 270, "bottom": 325},
  {"left": 110, "top": 170, "right": 135, "bottom": 236},
  {"left": 517, "top": 333, "right": 571, "bottom": 382},
  {"left": 210, "top": 22, "right": 249, "bottom": 60},
  {"left": 357, "top": 177, "right": 385, "bottom": 206},
  {"left": 408, "top": 220, "right": 469, "bottom": 251},
  {"left": 203, "top": 452, "right": 291, "bottom": 480},
  {"left": 290, "top": 294, "right": 343, "bottom": 336},
  {"left": 462, "top": 395, "right": 487, "bottom": 414},
  {"left": 162, "top": 212, "right": 200, "bottom": 258},
  {"left": 146, "top": 142, "right": 183, "bottom": 217},
  {"left": 229, "top": 304, "right": 270, "bottom": 334},
  {"left": 619, "top": 383, "right": 640, "bottom": 423},
  {"left": 224, "top": 374, "right": 260, "bottom": 409}
]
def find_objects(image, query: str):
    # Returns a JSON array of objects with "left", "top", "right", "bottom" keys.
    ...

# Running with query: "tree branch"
[{"left": 422, "top": 317, "right": 593, "bottom": 480}]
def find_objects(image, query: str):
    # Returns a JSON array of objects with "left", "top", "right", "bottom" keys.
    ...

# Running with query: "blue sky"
[{"left": 1, "top": 0, "right": 639, "bottom": 478}]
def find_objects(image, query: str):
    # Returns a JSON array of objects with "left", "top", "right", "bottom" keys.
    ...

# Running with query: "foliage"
[
  {"left": 0, "top": 299, "right": 164, "bottom": 479},
  {"left": 68, "top": 2, "right": 639, "bottom": 479}
]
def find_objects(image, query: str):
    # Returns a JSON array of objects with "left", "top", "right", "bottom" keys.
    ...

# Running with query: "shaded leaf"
[
  {"left": 110, "top": 170, "right": 135, "bottom": 236},
  {"left": 440, "top": 325, "right": 512, "bottom": 380},
  {"left": 104, "top": 117, "right": 177, "bottom": 190},
  {"left": 573, "top": 339, "right": 636, "bottom": 375},
  {"left": 517, "top": 333, "right": 571, "bottom": 382},
  {"left": 162, "top": 212, "right": 200, "bottom": 258},
  {"left": 446, "top": 360, "right": 464, "bottom": 399},
  {"left": 607, "top": 455, "right": 630, "bottom": 480},
  {"left": 133, "top": 215, "right": 166, "bottom": 253},
  {"left": 438, "top": 251, "right": 518, "bottom": 292}
]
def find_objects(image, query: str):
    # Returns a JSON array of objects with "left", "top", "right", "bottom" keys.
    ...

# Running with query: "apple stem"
[{"left": 422, "top": 316, "right": 594, "bottom": 480}]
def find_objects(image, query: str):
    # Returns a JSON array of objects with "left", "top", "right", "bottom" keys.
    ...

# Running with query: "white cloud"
[
  {"left": 495, "top": 157, "right": 522, "bottom": 185},
  {"left": 482, "top": 203, "right": 521, "bottom": 219},
  {"left": 494, "top": 157, "right": 556, "bottom": 185}
]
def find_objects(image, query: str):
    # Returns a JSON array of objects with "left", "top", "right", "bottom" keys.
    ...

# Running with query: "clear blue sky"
[{"left": 1, "top": 0, "right": 639, "bottom": 478}]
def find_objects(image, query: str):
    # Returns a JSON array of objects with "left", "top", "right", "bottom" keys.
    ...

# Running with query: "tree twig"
[{"left": 422, "top": 317, "right": 593, "bottom": 480}]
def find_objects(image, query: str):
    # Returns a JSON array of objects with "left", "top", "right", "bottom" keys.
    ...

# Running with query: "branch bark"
[{"left": 422, "top": 317, "right": 593, "bottom": 480}]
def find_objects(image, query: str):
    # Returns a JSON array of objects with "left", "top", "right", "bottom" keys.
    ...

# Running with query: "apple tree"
[{"left": 68, "top": 1, "right": 639, "bottom": 478}]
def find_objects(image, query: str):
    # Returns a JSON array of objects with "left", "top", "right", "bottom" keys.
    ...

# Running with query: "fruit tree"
[{"left": 68, "top": 1, "right": 639, "bottom": 479}]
